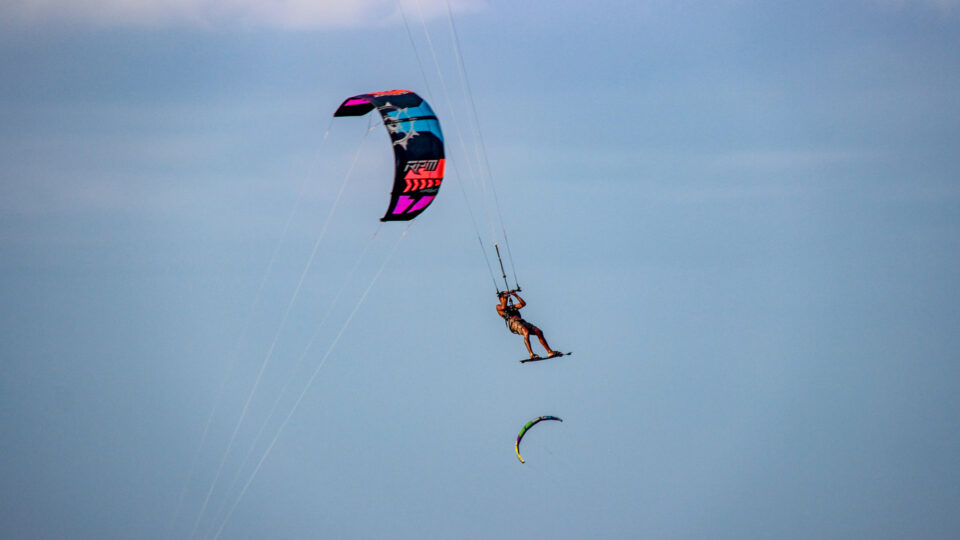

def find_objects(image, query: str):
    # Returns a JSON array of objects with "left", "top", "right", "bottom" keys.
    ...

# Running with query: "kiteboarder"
[{"left": 497, "top": 290, "right": 559, "bottom": 360}]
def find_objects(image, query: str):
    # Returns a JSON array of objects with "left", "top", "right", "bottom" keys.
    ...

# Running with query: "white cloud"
[
  {"left": 0, "top": 0, "right": 485, "bottom": 29},
  {"left": 873, "top": 0, "right": 960, "bottom": 12}
]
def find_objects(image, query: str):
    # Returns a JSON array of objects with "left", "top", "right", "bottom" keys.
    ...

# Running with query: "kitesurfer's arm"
[{"left": 496, "top": 292, "right": 510, "bottom": 316}]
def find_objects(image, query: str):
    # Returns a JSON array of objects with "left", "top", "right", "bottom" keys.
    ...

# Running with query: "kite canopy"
[
  {"left": 515, "top": 415, "right": 563, "bottom": 463},
  {"left": 333, "top": 89, "right": 445, "bottom": 222}
]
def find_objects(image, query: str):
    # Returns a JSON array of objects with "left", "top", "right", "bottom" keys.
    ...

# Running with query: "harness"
[{"left": 501, "top": 301, "right": 522, "bottom": 331}]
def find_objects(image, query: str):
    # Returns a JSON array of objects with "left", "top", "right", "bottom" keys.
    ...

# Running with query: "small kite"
[{"left": 515, "top": 415, "right": 563, "bottom": 463}]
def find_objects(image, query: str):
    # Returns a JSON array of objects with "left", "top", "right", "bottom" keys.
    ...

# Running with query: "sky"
[{"left": 1, "top": 0, "right": 959, "bottom": 538}]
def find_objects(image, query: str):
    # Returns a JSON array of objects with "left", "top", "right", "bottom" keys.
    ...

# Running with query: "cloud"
[
  {"left": 0, "top": 0, "right": 485, "bottom": 30},
  {"left": 873, "top": 0, "right": 960, "bottom": 11}
]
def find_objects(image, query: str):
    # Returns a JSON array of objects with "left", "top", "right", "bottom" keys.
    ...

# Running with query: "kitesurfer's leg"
[
  {"left": 519, "top": 328, "right": 538, "bottom": 359},
  {"left": 530, "top": 326, "right": 557, "bottom": 357}
]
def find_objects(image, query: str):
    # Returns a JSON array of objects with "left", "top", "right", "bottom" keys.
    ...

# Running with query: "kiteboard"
[{"left": 520, "top": 352, "right": 571, "bottom": 363}]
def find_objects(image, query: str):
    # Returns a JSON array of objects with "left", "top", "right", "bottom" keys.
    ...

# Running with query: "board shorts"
[{"left": 507, "top": 316, "right": 537, "bottom": 335}]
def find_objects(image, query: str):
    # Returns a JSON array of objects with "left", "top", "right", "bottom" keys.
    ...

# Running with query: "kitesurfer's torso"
[{"left": 500, "top": 304, "right": 528, "bottom": 334}]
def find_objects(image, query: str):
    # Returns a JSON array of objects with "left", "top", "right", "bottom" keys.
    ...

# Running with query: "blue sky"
[{"left": 2, "top": 1, "right": 959, "bottom": 538}]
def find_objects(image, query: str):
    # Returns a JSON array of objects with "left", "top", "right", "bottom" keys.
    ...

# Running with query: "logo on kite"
[{"left": 333, "top": 90, "right": 445, "bottom": 222}]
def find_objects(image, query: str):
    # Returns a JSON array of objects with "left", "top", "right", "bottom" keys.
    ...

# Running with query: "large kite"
[
  {"left": 515, "top": 415, "right": 563, "bottom": 463},
  {"left": 333, "top": 89, "right": 445, "bottom": 222}
]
